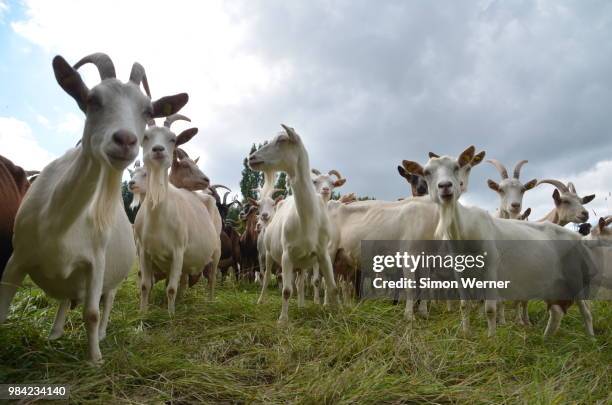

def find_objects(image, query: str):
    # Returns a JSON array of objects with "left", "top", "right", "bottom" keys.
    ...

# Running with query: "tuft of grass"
[{"left": 1, "top": 270, "right": 610, "bottom": 404}]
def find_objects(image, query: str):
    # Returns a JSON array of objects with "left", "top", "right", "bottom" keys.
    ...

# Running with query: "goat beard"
[
  {"left": 90, "top": 168, "right": 122, "bottom": 234},
  {"left": 146, "top": 168, "right": 167, "bottom": 209},
  {"left": 130, "top": 193, "right": 141, "bottom": 209}
]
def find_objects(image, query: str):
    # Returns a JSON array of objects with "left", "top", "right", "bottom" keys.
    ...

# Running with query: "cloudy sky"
[{"left": 1, "top": 0, "right": 611, "bottom": 226}]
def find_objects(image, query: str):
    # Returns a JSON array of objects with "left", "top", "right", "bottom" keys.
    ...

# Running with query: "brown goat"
[
  {"left": 239, "top": 205, "right": 259, "bottom": 281},
  {"left": 0, "top": 155, "right": 31, "bottom": 279}
]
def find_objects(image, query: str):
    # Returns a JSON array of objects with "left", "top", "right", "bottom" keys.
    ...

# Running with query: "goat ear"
[
  {"left": 152, "top": 93, "right": 189, "bottom": 118},
  {"left": 523, "top": 179, "right": 537, "bottom": 190},
  {"left": 194, "top": 156, "right": 200, "bottom": 164},
  {"left": 487, "top": 179, "right": 499, "bottom": 192},
  {"left": 428, "top": 152, "right": 440, "bottom": 159},
  {"left": 521, "top": 208, "right": 531, "bottom": 220},
  {"left": 397, "top": 165, "right": 409, "bottom": 179},
  {"left": 471, "top": 151, "right": 485, "bottom": 166},
  {"left": 552, "top": 189, "right": 562, "bottom": 206},
  {"left": 176, "top": 127, "right": 198, "bottom": 146},
  {"left": 599, "top": 217, "right": 606, "bottom": 231},
  {"left": 333, "top": 178, "right": 346, "bottom": 188},
  {"left": 402, "top": 160, "right": 424, "bottom": 177},
  {"left": 458, "top": 145, "right": 475, "bottom": 167},
  {"left": 582, "top": 194, "right": 595, "bottom": 204},
  {"left": 53, "top": 55, "right": 89, "bottom": 112}
]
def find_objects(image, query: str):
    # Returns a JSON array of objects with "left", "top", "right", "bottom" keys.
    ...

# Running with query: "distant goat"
[
  {"left": 486, "top": 159, "right": 537, "bottom": 219},
  {"left": 249, "top": 125, "right": 338, "bottom": 322},
  {"left": 134, "top": 114, "right": 221, "bottom": 315}
]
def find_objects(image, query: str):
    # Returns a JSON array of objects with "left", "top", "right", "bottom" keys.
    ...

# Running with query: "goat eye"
[
  {"left": 143, "top": 135, "right": 149, "bottom": 142},
  {"left": 170, "top": 138, "right": 176, "bottom": 143},
  {"left": 143, "top": 106, "right": 153, "bottom": 117},
  {"left": 423, "top": 170, "right": 430, "bottom": 176}
]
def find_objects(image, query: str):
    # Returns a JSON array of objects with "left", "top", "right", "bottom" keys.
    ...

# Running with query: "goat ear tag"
[
  {"left": 152, "top": 93, "right": 189, "bottom": 118},
  {"left": 524, "top": 179, "right": 538, "bottom": 190}
]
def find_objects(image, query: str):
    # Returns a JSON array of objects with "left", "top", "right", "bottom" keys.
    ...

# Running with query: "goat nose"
[
  {"left": 152, "top": 145, "right": 165, "bottom": 153},
  {"left": 438, "top": 181, "right": 452, "bottom": 189},
  {"left": 112, "top": 130, "right": 137, "bottom": 147},
  {"left": 511, "top": 202, "right": 521, "bottom": 209},
  {"left": 128, "top": 180, "right": 135, "bottom": 186},
  {"left": 582, "top": 210, "right": 589, "bottom": 219}
]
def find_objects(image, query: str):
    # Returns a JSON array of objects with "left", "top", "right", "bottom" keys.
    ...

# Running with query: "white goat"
[
  {"left": 134, "top": 115, "right": 221, "bottom": 315},
  {"left": 486, "top": 159, "right": 537, "bottom": 325},
  {"left": 248, "top": 125, "right": 338, "bottom": 322},
  {"left": 536, "top": 180, "right": 594, "bottom": 226},
  {"left": 403, "top": 149, "right": 594, "bottom": 337},
  {"left": 325, "top": 148, "right": 485, "bottom": 318},
  {"left": 311, "top": 169, "right": 346, "bottom": 202},
  {"left": 487, "top": 160, "right": 537, "bottom": 219},
  {"left": 0, "top": 53, "right": 188, "bottom": 362},
  {"left": 128, "top": 160, "right": 147, "bottom": 208}
]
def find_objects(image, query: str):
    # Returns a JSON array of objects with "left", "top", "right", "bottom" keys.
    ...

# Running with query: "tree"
[
  {"left": 274, "top": 171, "right": 291, "bottom": 196},
  {"left": 239, "top": 143, "right": 263, "bottom": 202}
]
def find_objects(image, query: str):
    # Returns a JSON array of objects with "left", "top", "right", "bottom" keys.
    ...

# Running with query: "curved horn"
[
  {"left": 210, "top": 184, "right": 230, "bottom": 193},
  {"left": 328, "top": 169, "right": 343, "bottom": 180},
  {"left": 311, "top": 168, "right": 321, "bottom": 175},
  {"left": 536, "top": 179, "right": 569, "bottom": 193},
  {"left": 73, "top": 52, "right": 116, "bottom": 80},
  {"left": 567, "top": 182, "right": 577, "bottom": 193},
  {"left": 164, "top": 114, "right": 191, "bottom": 129},
  {"left": 513, "top": 160, "right": 528, "bottom": 179},
  {"left": 486, "top": 159, "right": 509, "bottom": 179},
  {"left": 222, "top": 191, "right": 231, "bottom": 205},
  {"left": 128, "top": 62, "right": 151, "bottom": 98}
]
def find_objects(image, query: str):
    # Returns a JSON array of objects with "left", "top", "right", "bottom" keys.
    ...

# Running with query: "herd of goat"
[{"left": 0, "top": 52, "right": 611, "bottom": 363}]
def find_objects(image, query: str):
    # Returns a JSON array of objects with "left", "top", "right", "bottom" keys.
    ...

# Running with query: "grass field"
[{"left": 1, "top": 271, "right": 611, "bottom": 404}]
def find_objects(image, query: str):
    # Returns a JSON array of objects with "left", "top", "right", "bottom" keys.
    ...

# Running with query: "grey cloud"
[{"left": 190, "top": 0, "right": 612, "bottom": 219}]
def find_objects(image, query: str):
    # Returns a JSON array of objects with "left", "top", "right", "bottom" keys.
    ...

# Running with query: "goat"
[
  {"left": 0, "top": 155, "right": 31, "bottom": 280},
  {"left": 536, "top": 180, "right": 594, "bottom": 226},
  {"left": 486, "top": 160, "right": 537, "bottom": 219},
  {"left": 248, "top": 125, "right": 338, "bottom": 323},
  {"left": 128, "top": 160, "right": 146, "bottom": 209},
  {"left": 485, "top": 159, "right": 537, "bottom": 324},
  {"left": 403, "top": 148, "right": 595, "bottom": 337},
  {"left": 239, "top": 203, "right": 259, "bottom": 281},
  {"left": 397, "top": 163, "right": 428, "bottom": 197},
  {"left": 324, "top": 149, "right": 485, "bottom": 318},
  {"left": 0, "top": 53, "right": 188, "bottom": 362},
  {"left": 134, "top": 114, "right": 221, "bottom": 315},
  {"left": 311, "top": 169, "right": 346, "bottom": 202},
  {"left": 209, "top": 185, "right": 241, "bottom": 283}
]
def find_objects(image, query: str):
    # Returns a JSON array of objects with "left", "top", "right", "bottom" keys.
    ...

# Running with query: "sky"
[{"left": 1, "top": 0, "right": 611, "bottom": 226}]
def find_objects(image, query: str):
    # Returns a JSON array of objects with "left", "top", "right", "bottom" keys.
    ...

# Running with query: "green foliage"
[
  {"left": 1, "top": 275, "right": 611, "bottom": 403},
  {"left": 240, "top": 144, "right": 263, "bottom": 202},
  {"left": 275, "top": 172, "right": 291, "bottom": 196}
]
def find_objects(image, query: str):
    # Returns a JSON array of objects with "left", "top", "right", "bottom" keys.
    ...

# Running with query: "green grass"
[{"left": 1, "top": 271, "right": 611, "bottom": 404}]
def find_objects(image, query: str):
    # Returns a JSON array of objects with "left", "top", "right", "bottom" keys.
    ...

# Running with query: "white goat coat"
[
  {"left": 135, "top": 185, "right": 221, "bottom": 278},
  {"left": 7, "top": 147, "right": 135, "bottom": 301}
]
